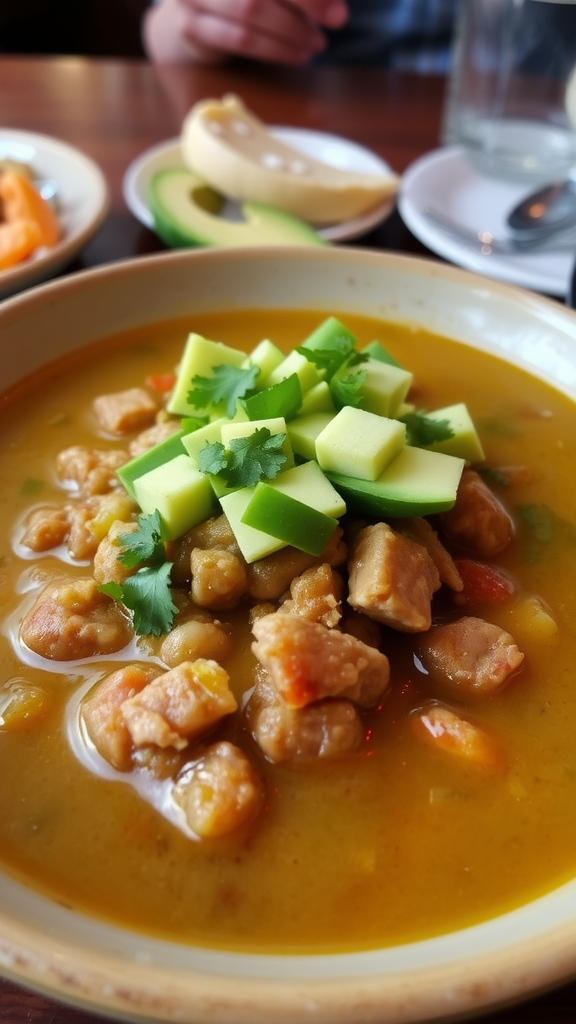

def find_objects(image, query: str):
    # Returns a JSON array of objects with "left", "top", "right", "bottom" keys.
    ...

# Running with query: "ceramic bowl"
[
  {"left": 2, "top": 246, "right": 576, "bottom": 1024},
  {"left": 0, "top": 129, "right": 109, "bottom": 299}
]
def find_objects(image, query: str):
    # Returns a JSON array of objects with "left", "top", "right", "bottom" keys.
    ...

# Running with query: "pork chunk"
[
  {"left": 82, "top": 664, "right": 160, "bottom": 771},
  {"left": 246, "top": 527, "right": 347, "bottom": 601},
  {"left": 280, "top": 564, "right": 343, "bottom": 627},
  {"left": 56, "top": 446, "right": 129, "bottom": 497},
  {"left": 93, "top": 520, "right": 139, "bottom": 585},
  {"left": 348, "top": 522, "right": 441, "bottom": 633},
  {"left": 397, "top": 517, "right": 463, "bottom": 592},
  {"left": 20, "top": 506, "right": 69, "bottom": 552},
  {"left": 418, "top": 615, "right": 524, "bottom": 696},
  {"left": 20, "top": 577, "right": 133, "bottom": 660},
  {"left": 252, "top": 612, "right": 389, "bottom": 708},
  {"left": 248, "top": 681, "right": 364, "bottom": 763},
  {"left": 439, "top": 469, "right": 514, "bottom": 557},
  {"left": 191, "top": 547, "right": 248, "bottom": 610},
  {"left": 93, "top": 387, "right": 158, "bottom": 436},
  {"left": 120, "top": 659, "right": 237, "bottom": 751},
  {"left": 173, "top": 741, "right": 263, "bottom": 839}
]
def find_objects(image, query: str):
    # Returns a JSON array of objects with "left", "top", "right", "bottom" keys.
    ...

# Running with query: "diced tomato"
[
  {"left": 145, "top": 373, "right": 177, "bottom": 393},
  {"left": 453, "top": 559, "right": 516, "bottom": 606}
]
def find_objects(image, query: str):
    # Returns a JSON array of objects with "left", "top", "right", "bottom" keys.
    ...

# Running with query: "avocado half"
[{"left": 148, "top": 168, "right": 326, "bottom": 249}]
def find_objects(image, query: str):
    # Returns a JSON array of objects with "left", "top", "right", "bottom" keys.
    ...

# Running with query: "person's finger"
[{"left": 178, "top": 0, "right": 329, "bottom": 64}]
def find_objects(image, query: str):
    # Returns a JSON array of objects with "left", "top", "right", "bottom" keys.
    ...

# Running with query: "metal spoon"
[
  {"left": 420, "top": 205, "right": 576, "bottom": 255},
  {"left": 506, "top": 179, "right": 576, "bottom": 242}
]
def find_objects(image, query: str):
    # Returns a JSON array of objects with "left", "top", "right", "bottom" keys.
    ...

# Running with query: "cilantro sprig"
[
  {"left": 401, "top": 411, "right": 454, "bottom": 447},
  {"left": 98, "top": 510, "right": 178, "bottom": 637},
  {"left": 198, "top": 427, "right": 287, "bottom": 488},
  {"left": 296, "top": 334, "right": 368, "bottom": 410},
  {"left": 187, "top": 363, "right": 260, "bottom": 418}
]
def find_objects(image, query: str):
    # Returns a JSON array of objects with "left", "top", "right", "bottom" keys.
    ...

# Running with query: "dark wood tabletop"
[{"left": 1, "top": 53, "right": 576, "bottom": 1024}]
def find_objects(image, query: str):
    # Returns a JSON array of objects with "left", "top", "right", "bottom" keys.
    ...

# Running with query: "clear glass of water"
[{"left": 442, "top": 0, "right": 576, "bottom": 182}]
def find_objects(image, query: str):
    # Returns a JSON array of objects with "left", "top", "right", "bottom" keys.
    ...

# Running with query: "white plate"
[
  {"left": 123, "top": 129, "right": 396, "bottom": 243},
  {"left": 398, "top": 145, "right": 575, "bottom": 297},
  {"left": 0, "top": 129, "right": 109, "bottom": 301}
]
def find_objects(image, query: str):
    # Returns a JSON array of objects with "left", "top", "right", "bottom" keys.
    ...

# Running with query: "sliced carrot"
[
  {"left": 412, "top": 702, "right": 504, "bottom": 774},
  {"left": 0, "top": 218, "right": 43, "bottom": 270},
  {"left": 145, "top": 373, "right": 177, "bottom": 393},
  {"left": 0, "top": 171, "right": 60, "bottom": 247}
]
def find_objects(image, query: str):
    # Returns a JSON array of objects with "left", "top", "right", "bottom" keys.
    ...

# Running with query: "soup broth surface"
[{"left": 1, "top": 309, "right": 576, "bottom": 954}]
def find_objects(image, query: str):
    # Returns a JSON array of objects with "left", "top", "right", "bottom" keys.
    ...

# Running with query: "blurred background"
[{"left": 0, "top": 0, "right": 148, "bottom": 57}]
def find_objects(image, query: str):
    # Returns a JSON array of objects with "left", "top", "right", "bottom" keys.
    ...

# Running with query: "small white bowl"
[
  {"left": 0, "top": 128, "right": 109, "bottom": 299},
  {"left": 1, "top": 247, "right": 576, "bottom": 1024}
]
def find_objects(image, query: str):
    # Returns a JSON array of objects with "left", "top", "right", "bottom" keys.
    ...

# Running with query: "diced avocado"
[
  {"left": 219, "top": 486, "right": 286, "bottom": 563},
  {"left": 263, "top": 349, "right": 323, "bottom": 392},
  {"left": 241, "top": 484, "right": 338, "bottom": 555},
  {"left": 148, "top": 168, "right": 325, "bottom": 250},
  {"left": 181, "top": 417, "right": 227, "bottom": 462},
  {"left": 315, "top": 406, "right": 406, "bottom": 481},
  {"left": 117, "top": 428, "right": 187, "bottom": 500},
  {"left": 133, "top": 453, "right": 215, "bottom": 540},
  {"left": 220, "top": 417, "right": 295, "bottom": 470},
  {"left": 166, "top": 332, "right": 245, "bottom": 418},
  {"left": 287, "top": 412, "right": 334, "bottom": 462},
  {"left": 242, "top": 373, "right": 302, "bottom": 421},
  {"left": 421, "top": 403, "right": 485, "bottom": 463},
  {"left": 362, "top": 340, "right": 402, "bottom": 367},
  {"left": 298, "top": 380, "right": 336, "bottom": 416},
  {"left": 271, "top": 461, "right": 346, "bottom": 519},
  {"left": 326, "top": 446, "right": 464, "bottom": 517},
  {"left": 333, "top": 358, "right": 413, "bottom": 418},
  {"left": 219, "top": 460, "right": 345, "bottom": 562},
  {"left": 300, "top": 316, "right": 358, "bottom": 352},
  {"left": 243, "top": 339, "right": 285, "bottom": 380}
]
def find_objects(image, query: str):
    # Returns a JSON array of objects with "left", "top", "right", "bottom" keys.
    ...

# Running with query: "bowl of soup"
[{"left": 1, "top": 245, "right": 576, "bottom": 1024}]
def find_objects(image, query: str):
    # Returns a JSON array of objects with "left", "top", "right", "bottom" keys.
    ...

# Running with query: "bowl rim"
[{"left": 2, "top": 245, "right": 576, "bottom": 1024}]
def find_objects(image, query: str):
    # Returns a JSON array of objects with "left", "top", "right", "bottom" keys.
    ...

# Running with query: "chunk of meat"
[
  {"left": 93, "top": 387, "right": 158, "bottom": 436},
  {"left": 56, "top": 446, "right": 129, "bottom": 498},
  {"left": 160, "top": 617, "right": 232, "bottom": 667},
  {"left": 439, "top": 469, "right": 514, "bottom": 557},
  {"left": 20, "top": 577, "right": 133, "bottom": 660},
  {"left": 191, "top": 547, "right": 248, "bottom": 610},
  {"left": 252, "top": 612, "right": 389, "bottom": 708},
  {"left": 173, "top": 741, "right": 263, "bottom": 839},
  {"left": 65, "top": 500, "right": 101, "bottom": 561},
  {"left": 280, "top": 564, "right": 343, "bottom": 627},
  {"left": 93, "top": 520, "right": 139, "bottom": 585},
  {"left": 166, "top": 514, "right": 243, "bottom": 588},
  {"left": 418, "top": 615, "right": 524, "bottom": 697},
  {"left": 412, "top": 701, "right": 504, "bottom": 774},
  {"left": 82, "top": 665, "right": 160, "bottom": 771},
  {"left": 20, "top": 506, "right": 69, "bottom": 552},
  {"left": 248, "top": 680, "right": 364, "bottom": 763},
  {"left": 396, "top": 517, "right": 463, "bottom": 592},
  {"left": 348, "top": 522, "right": 441, "bottom": 633},
  {"left": 246, "top": 527, "right": 347, "bottom": 601},
  {"left": 120, "top": 659, "right": 237, "bottom": 751},
  {"left": 128, "top": 419, "right": 181, "bottom": 458}
]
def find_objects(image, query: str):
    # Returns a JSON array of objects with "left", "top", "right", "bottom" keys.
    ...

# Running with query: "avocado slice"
[{"left": 148, "top": 168, "right": 326, "bottom": 249}]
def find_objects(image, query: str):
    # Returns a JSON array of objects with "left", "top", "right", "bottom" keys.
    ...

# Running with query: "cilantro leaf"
[
  {"left": 296, "top": 336, "right": 368, "bottom": 382},
  {"left": 330, "top": 369, "right": 366, "bottom": 410},
  {"left": 187, "top": 364, "right": 260, "bottom": 418},
  {"left": 198, "top": 440, "right": 228, "bottom": 477},
  {"left": 402, "top": 411, "right": 454, "bottom": 447},
  {"left": 198, "top": 427, "right": 287, "bottom": 488},
  {"left": 116, "top": 510, "right": 165, "bottom": 568},
  {"left": 100, "top": 563, "right": 178, "bottom": 637}
]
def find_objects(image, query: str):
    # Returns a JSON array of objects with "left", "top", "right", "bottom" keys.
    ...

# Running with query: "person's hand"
[{"left": 143, "top": 0, "right": 349, "bottom": 66}]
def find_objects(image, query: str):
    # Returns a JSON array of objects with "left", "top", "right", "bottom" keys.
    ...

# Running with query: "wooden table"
[{"left": 1, "top": 54, "right": 576, "bottom": 1024}]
